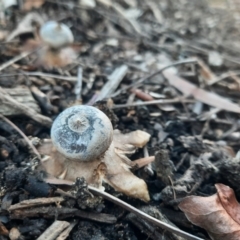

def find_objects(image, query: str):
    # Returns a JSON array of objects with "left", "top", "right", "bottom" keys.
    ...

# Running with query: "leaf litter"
[
  {"left": 179, "top": 183, "right": 240, "bottom": 240},
  {"left": 1, "top": 0, "right": 240, "bottom": 239}
]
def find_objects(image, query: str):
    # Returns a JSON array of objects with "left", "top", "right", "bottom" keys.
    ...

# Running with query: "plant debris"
[
  {"left": 1, "top": 0, "right": 240, "bottom": 239},
  {"left": 179, "top": 183, "right": 240, "bottom": 240}
]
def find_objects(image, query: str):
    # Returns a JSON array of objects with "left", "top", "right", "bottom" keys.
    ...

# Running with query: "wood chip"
[
  {"left": 96, "top": 65, "right": 128, "bottom": 101},
  {"left": 8, "top": 197, "right": 65, "bottom": 211},
  {"left": 36, "top": 220, "right": 70, "bottom": 240}
]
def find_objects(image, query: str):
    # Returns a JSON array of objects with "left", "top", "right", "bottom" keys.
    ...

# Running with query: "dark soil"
[{"left": 1, "top": 0, "right": 240, "bottom": 239}]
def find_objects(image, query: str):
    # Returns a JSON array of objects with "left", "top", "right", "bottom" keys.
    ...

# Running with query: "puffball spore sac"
[
  {"left": 51, "top": 105, "right": 113, "bottom": 161},
  {"left": 39, "top": 21, "right": 74, "bottom": 49}
]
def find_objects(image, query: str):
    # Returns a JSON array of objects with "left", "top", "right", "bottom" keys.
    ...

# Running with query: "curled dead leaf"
[{"left": 179, "top": 183, "right": 240, "bottom": 240}]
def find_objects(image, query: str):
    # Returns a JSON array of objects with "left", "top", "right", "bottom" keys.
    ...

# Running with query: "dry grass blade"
[
  {"left": 112, "top": 98, "right": 194, "bottom": 109},
  {"left": 112, "top": 58, "right": 197, "bottom": 97},
  {"left": 0, "top": 52, "right": 31, "bottom": 72},
  {"left": 0, "top": 72, "right": 78, "bottom": 82},
  {"left": 0, "top": 114, "right": 41, "bottom": 159},
  {"left": 163, "top": 72, "right": 240, "bottom": 114},
  {"left": 43, "top": 176, "right": 203, "bottom": 240}
]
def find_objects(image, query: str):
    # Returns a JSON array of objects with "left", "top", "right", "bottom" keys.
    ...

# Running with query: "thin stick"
[
  {"left": 143, "top": 146, "right": 154, "bottom": 176},
  {"left": 0, "top": 51, "right": 31, "bottom": 72},
  {"left": 0, "top": 72, "right": 78, "bottom": 82},
  {"left": 8, "top": 197, "right": 65, "bottom": 211},
  {"left": 0, "top": 114, "right": 41, "bottom": 159},
  {"left": 88, "top": 186, "right": 203, "bottom": 240},
  {"left": 112, "top": 98, "right": 195, "bottom": 109},
  {"left": 74, "top": 67, "right": 83, "bottom": 100},
  {"left": 44, "top": 177, "right": 203, "bottom": 240},
  {"left": 111, "top": 58, "right": 197, "bottom": 97}
]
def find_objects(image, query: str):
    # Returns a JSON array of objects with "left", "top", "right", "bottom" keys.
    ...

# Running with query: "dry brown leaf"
[
  {"left": 179, "top": 183, "right": 240, "bottom": 240},
  {"left": 163, "top": 71, "right": 240, "bottom": 114},
  {"left": 23, "top": 0, "right": 45, "bottom": 10}
]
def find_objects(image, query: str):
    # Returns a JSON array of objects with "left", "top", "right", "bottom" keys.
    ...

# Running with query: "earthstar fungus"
[
  {"left": 40, "top": 21, "right": 74, "bottom": 49},
  {"left": 38, "top": 105, "right": 151, "bottom": 202},
  {"left": 37, "top": 21, "right": 77, "bottom": 68}
]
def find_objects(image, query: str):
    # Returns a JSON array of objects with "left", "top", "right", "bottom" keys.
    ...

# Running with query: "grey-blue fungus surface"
[
  {"left": 40, "top": 21, "right": 74, "bottom": 49},
  {"left": 51, "top": 105, "right": 113, "bottom": 161}
]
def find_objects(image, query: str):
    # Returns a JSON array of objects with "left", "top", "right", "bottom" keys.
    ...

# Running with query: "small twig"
[
  {"left": 219, "top": 122, "right": 239, "bottom": 140},
  {"left": 0, "top": 114, "right": 41, "bottom": 160},
  {"left": 175, "top": 153, "right": 188, "bottom": 171},
  {"left": 0, "top": 51, "right": 31, "bottom": 72},
  {"left": 143, "top": 146, "right": 154, "bottom": 176},
  {"left": 88, "top": 186, "right": 204, "bottom": 240},
  {"left": 111, "top": 58, "right": 197, "bottom": 97},
  {"left": 197, "top": 108, "right": 221, "bottom": 121},
  {"left": 10, "top": 205, "right": 116, "bottom": 223},
  {"left": 112, "top": 98, "right": 195, "bottom": 109},
  {"left": 0, "top": 87, "right": 52, "bottom": 127},
  {"left": 55, "top": 188, "right": 76, "bottom": 199},
  {"left": 44, "top": 177, "right": 201, "bottom": 239}
]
